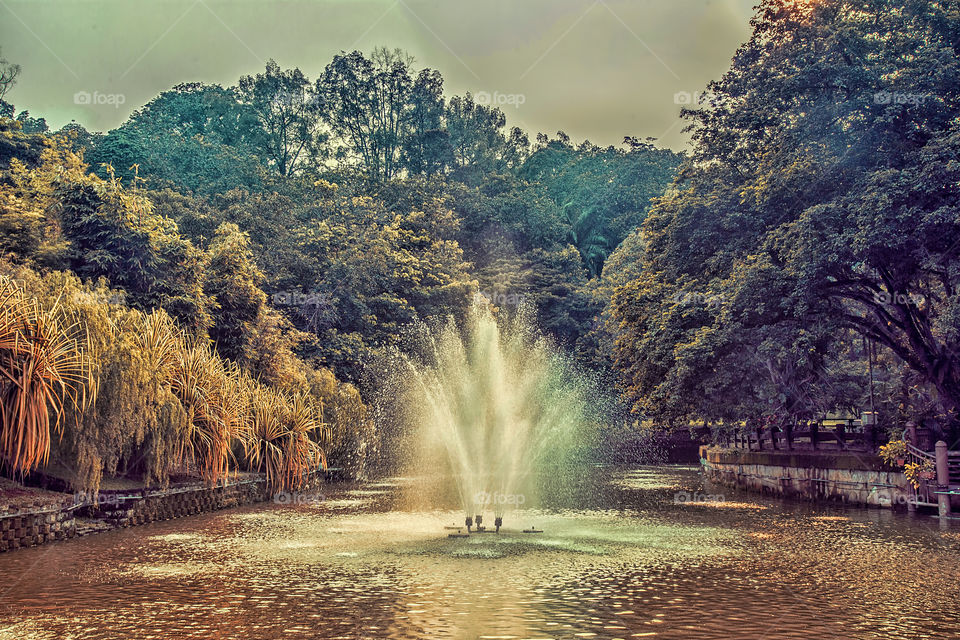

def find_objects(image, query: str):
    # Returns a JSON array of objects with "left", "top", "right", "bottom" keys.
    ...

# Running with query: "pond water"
[{"left": 0, "top": 465, "right": 958, "bottom": 639}]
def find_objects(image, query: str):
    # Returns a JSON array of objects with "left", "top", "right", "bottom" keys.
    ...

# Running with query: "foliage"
[
  {"left": 903, "top": 459, "right": 935, "bottom": 489},
  {"left": 878, "top": 439, "right": 908, "bottom": 466},
  {"left": 86, "top": 83, "right": 267, "bottom": 194},
  {"left": 0, "top": 259, "right": 353, "bottom": 492},
  {"left": 611, "top": 0, "right": 960, "bottom": 439},
  {"left": 445, "top": 93, "right": 524, "bottom": 179},
  {"left": 520, "top": 136, "right": 682, "bottom": 276},
  {"left": 203, "top": 222, "right": 268, "bottom": 364},
  {"left": 0, "top": 273, "right": 94, "bottom": 475},
  {"left": 319, "top": 48, "right": 428, "bottom": 180},
  {"left": 0, "top": 117, "right": 49, "bottom": 169},
  {"left": 55, "top": 166, "right": 212, "bottom": 335},
  {"left": 238, "top": 62, "right": 323, "bottom": 177}
]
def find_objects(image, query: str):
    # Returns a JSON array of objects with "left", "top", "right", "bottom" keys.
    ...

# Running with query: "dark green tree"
[
  {"left": 318, "top": 48, "right": 441, "bottom": 180},
  {"left": 203, "top": 222, "right": 268, "bottom": 364},
  {"left": 612, "top": 0, "right": 960, "bottom": 439},
  {"left": 87, "top": 83, "right": 266, "bottom": 194},
  {"left": 237, "top": 60, "right": 323, "bottom": 176}
]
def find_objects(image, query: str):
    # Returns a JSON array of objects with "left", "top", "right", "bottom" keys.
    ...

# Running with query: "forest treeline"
[
  {"left": 0, "top": 45, "right": 680, "bottom": 490},
  {"left": 2, "top": 0, "right": 960, "bottom": 493}
]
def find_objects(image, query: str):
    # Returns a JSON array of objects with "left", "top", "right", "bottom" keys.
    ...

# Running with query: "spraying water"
[{"left": 399, "top": 298, "right": 595, "bottom": 526}]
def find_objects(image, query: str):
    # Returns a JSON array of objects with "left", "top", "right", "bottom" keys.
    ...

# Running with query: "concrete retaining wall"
[{"left": 700, "top": 446, "right": 911, "bottom": 508}]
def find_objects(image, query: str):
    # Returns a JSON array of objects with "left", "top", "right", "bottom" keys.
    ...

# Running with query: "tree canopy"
[{"left": 611, "top": 0, "right": 960, "bottom": 440}]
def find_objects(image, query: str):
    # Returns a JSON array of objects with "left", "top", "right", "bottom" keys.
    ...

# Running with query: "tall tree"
[
  {"left": 612, "top": 0, "right": 960, "bottom": 438},
  {"left": 87, "top": 83, "right": 266, "bottom": 194},
  {"left": 317, "top": 48, "right": 427, "bottom": 180},
  {"left": 402, "top": 69, "right": 450, "bottom": 175},
  {"left": 237, "top": 60, "right": 323, "bottom": 176},
  {"left": 55, "top": 165, "right": 210, "bottom": 334},
  {"left": 445, "top": 93, "right": 509, "bottom": 177},
  {"left": 203, "top": 222, "right": 268, "bottom": 364},
  {"left": 520, "top": 135, "right": 682, "bottom": 277},
  {"left": 0, "top": 48, "right": 20, "bottom": 104}
]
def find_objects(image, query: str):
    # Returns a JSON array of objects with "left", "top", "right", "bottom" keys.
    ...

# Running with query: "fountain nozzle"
[
  {"left": 465, "top": 516, "right": 473, "bottom": 532},
  {"left": 494, "top": 516, "right": 502, "bottom": 533},
  {"left": 475, "top": 514, "right": 483, "bottom": 531}
]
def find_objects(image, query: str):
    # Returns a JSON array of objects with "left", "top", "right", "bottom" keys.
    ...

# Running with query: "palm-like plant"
[
  {"left": 280, "top": 392, "right": 327, "bottom": 491},
  {"left": 245, "top": 386, "right": 286, "bottom": 489},
  {"left": 169, "top": 343, "right": 241, "bottom": 485},
  {"left": 133, "top": 311, "right": 180, "bottom": 377},
  {"left": 244, "top": 387, "right": 328, "bottom": 492},
  {"left": 0, "top": 277, "right": 94, "bottom": 475}
]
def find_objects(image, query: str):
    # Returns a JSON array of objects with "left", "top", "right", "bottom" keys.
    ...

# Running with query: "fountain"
[{"left": 398, "top": 298, "right": 595, "bottom": 534}]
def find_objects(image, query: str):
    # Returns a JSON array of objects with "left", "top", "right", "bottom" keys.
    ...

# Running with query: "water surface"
[{"left": 0, "top": 466, "right": 957, "bottom": 639}]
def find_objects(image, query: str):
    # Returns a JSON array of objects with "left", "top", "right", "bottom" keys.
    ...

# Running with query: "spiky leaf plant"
[
  {"left": 279, "top": 391, "right": 327, "bottom": 491},
  {"left": 245, "top": 385, "right": 286, "bottom": 489},
  {"left": 0, "top": 276, "right": 94, "bottom": 475},
  {"left": 169, "top": 342, "right": 242, "bottom": 485}
]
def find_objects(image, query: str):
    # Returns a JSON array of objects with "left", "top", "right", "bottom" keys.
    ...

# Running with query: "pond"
[{"left": 0, "top": 465, "right": 957, "bottom": 639}]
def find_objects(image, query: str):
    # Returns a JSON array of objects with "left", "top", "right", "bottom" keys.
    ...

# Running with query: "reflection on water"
[{"left": 0, "top": 466, "right": 958, "bottom": 639}]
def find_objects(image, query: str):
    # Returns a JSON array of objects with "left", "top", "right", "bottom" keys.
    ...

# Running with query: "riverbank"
[
  {"left": 700, "top": 445, "right": 917, "bottom": 508},
  {"left": 0, "top": 472, "right": 336, "bottom": 554}
]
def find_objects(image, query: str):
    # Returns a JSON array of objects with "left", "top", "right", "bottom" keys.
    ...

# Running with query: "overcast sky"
[{"left": 0, "top": 0, "right": 757, "bottom": 151}]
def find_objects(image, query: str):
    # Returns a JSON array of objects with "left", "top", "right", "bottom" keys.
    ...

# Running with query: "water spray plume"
[{"left": 400, "top": 299, "right": 594, "bottom": 520}]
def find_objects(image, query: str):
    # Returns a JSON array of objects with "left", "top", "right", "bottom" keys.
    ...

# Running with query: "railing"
[
  {"left": 715, "top": 424, "right": 960, "bottom": 514},
  {"left": 949, "top": 451, "right": 960, "bottom": 485},
  {"left": 905, "top": 443, "right": 938, "bottom": 507},
  {"left": 720, "top": 420, "right": 875, "bottom": 452}
]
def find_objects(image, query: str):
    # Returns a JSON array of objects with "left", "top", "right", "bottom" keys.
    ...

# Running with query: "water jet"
[{"left": 399, "top": 299, "right": 594, "bottom": 532}]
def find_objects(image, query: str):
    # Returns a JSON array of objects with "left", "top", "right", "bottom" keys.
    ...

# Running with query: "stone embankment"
[{"left": 0, "top": 473, "right": 328, "bottom": 553}]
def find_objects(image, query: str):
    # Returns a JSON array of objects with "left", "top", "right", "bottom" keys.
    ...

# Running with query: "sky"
[{"left": 0, "top": 0, "right": 758, "bottom": 152}]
